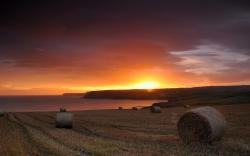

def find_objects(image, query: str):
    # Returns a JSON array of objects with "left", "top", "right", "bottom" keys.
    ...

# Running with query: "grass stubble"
[{"left": 0, "top": 104, "right": 249, "bottom": 156}]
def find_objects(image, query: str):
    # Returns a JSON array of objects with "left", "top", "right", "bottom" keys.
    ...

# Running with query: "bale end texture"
[
  {"left": 56, "top": 112, "right": 73, "bottom": 129},
  {"left": 177, "top": 106, "right": 226, "bottom": 144}
]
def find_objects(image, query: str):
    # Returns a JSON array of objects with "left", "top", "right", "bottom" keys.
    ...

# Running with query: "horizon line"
[{"left": 1, "top": 84, "right": 250, "bottom": 96}]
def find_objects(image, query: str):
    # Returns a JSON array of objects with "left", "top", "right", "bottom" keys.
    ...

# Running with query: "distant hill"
[
  {"left": 62, "top": 93, "right": 85, "bottom": 97},
  {"left": 84, "top": 85, "right": 250, "bottom": 107}
]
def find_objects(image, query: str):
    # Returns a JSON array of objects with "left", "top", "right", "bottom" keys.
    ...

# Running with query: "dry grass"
[{"left": 0, "top": 104, "right": 250, "bottom": 155}]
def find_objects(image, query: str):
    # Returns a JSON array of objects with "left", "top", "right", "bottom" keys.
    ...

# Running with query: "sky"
[{"left": 0, "top": 0, "right": 250, "bottom": 95}]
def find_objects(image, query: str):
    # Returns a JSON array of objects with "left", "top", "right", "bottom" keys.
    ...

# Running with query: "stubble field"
[{"left": 0, "top": 104, "right": 250, "bottom": 156}]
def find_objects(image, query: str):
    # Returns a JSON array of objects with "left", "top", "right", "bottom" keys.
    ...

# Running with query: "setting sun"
[{"left": 134, "top": 81, "right": 160, "bottom": 90}]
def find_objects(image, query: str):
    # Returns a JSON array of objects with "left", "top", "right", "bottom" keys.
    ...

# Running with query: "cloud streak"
[{"left": 171, "top": 44, "right": 250, "bottom": 74}]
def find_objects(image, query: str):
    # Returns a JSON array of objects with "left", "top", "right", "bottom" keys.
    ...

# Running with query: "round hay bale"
[
  {"left": 0, "top": 110, "right": 5, "bottom": 117},
  {"left": 151, "top": 106, "right": 161, "bottom": 113},
  {"left": 177, "top": 106, "right": 226, "bottom": 144},
  {"left": 132, "top": 107, "right": 138, "bottom": 110},
  {"left": 55, "top": 112, "right": 73, "bottom": 128},
  {"left": 118, "top": 107, "right": 123, "bottom": 110},
  {"left": 60, "top": 107, "right": 67, "bottom": 112}
]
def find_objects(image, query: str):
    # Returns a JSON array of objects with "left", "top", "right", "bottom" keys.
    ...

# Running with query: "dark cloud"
[
  {"left": 1, "top": 1, "right": 249, "bottom": 50},
  {"left": 0, "top": 0, "right": 250, "bottom": 93}
]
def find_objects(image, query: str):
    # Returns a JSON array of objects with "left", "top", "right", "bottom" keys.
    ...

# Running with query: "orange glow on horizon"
[
  {"left": 0, "top": 73, "right": 193, "bottom": 95},
  {"left": 133, "top": 81, "right": 160, "bottom": 90},
  {"left": 67, "top": 79, "right": 167, "bottom": 92}
]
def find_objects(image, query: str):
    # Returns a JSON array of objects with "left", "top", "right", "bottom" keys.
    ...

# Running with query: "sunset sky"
[{"left": 0, "top": 0, "right": 250, "bottom": 95}]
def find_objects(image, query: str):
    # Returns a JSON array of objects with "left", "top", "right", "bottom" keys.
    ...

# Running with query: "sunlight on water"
[{"left": 0, "top": 96, "right": 161, "bottom": 112}]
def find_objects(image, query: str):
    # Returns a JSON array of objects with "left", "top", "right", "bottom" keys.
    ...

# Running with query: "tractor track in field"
[
  {"left": 24, "top": 113, "right": 118, "bottom": 139},
  {"left": 75, "top": 118, "right": 160, "bottom": 134},
  {"left": 12, "top": 113, "right": 93, "bottom": 156},
  {"left": 25, "top": 113, "right": 54, "bottom": 125},
  {"left": 24, "top": 113, "right": 151, "bottom": 151},
  {"left": 27, "top": 112, "right": 173, "bottom": 143},
  {"left": 75, "top": 118, "right": 179, "bottom": 143},
  {"left": 77, "top": 119, "right": 178, "bottom": 146},
  {"left": 24, "top": 113, "right": 133, "bottom": 153},
  {"left": 22, "top": 112, "right": 178, "bottom": 151},
  {"left": 26, "top": 113, "right": 122, "bottom": 142},
  {"left": 27, "top": 113, "right": 165, "bottom": 136},
  {"left": 25, "top": 113, "right": 109, "bottom": 138},
  {"left": 6, "top": 113, "right": 59, "bottom": 156}
]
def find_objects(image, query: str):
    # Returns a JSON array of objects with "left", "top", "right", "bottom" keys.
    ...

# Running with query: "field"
[{"left": 0, "top": 104, "right": 250, "bottom": 156}]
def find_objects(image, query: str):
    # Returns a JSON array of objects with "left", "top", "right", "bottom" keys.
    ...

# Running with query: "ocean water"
[{"left": 0, "top": 95, "right": 161, "bottom": 112}]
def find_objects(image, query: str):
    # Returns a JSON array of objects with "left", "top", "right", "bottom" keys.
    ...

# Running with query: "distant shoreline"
[{"left": 83, "top": 85, "right": 250, "bottom": 107}]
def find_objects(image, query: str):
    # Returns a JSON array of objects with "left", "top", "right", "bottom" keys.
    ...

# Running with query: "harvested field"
[{"left": 0, "top": 104, "right": 250, "bottom": 156}]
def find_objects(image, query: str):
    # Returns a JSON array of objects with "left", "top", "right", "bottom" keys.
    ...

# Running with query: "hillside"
[{"left": 84, "top": 85, "right": 250, "bottom": 107}]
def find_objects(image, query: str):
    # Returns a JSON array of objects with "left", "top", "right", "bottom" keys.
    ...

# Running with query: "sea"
[{"left": 0, "top": 95, "right": 161, "bottom": 112}]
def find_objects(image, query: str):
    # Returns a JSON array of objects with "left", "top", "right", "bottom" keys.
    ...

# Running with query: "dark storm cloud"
[
  {"left": 1, "top": 0, "right": 249, "bottom": 43},
  {"left": 1, "top": 0, "right": 249, "bottom": 46}
]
